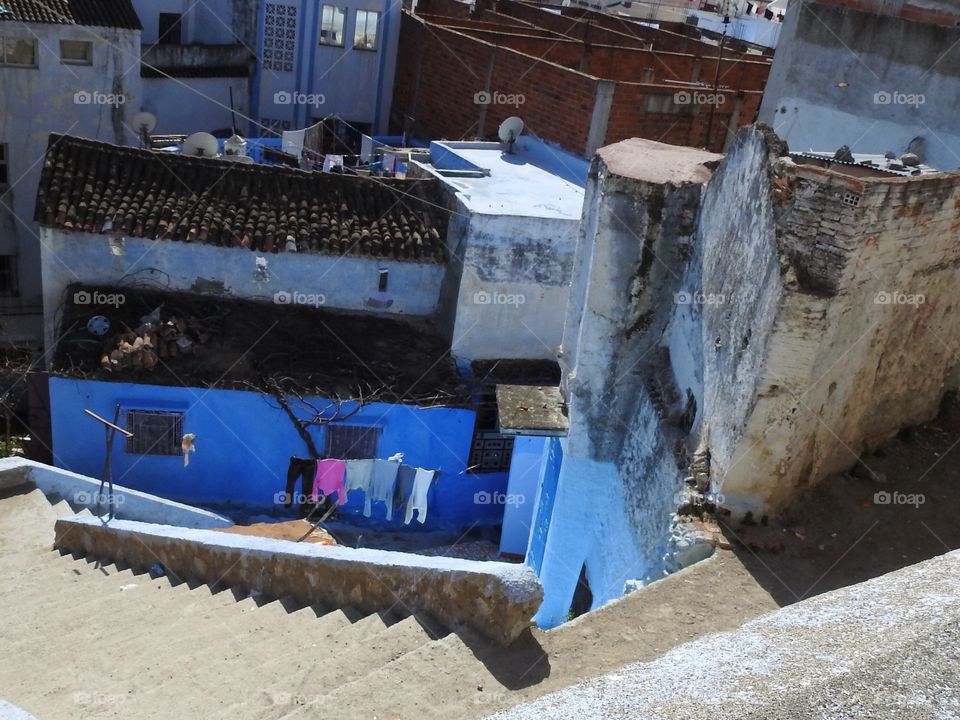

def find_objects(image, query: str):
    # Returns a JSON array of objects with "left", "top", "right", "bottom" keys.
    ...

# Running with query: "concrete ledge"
[
  {"left": 488, "top": 549, "right": 960, "bottom": 718},
  {"left": 0, "top": 458, "right": 231, "bottom": 529},
  {"left": 0, "top": 699, "right": 38, "bottom": 720},
  {"left": 54, "top": 516, "right": 543, "bottom": 646}
]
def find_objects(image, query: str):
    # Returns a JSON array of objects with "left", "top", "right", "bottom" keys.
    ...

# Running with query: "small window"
[
  {"left": 325, "top": 425, "right": 381, "bottom": 460},
  {"left": 319, "top": 5, "right": 345, "bottom": 46},
  {"left": 0, "top": 144, "right": 8, "bottom": 186},
  {"left": 353, "top": 10, "right": 380, "bottom": 50},
  {"left": 60, "top": 39, "right": 92, "bottom": 65},
  {"left": 125, "top": 410, "right": 184, "bottom": 456},
  {"left": 1, "top": 37, "right": 38, "bottom": 67},
  {"left": 469, "top": 431, "right": 514, "bottom": 473},
  {"left": 0, "top": 256, "right": 18, "bottom": 296},
  {"left": 158, "top": 13, "right": 183, "bottom": 45}
]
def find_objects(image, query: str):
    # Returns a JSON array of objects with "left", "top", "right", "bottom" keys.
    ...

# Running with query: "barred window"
[
  {"left": 125, "top": 410, "right": 184, "bottom": 456},
  {"left": 325, "top": 425, "right": 381, "bottom": 459}
]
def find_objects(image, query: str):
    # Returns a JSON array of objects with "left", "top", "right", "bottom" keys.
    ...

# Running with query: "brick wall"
[
  {"left": 390, "top": 11, "right": 763, "bottom": 155},
  {"left": 493, "top": 0, "right": 771, "bottom": 58},
  {"left": 391, "top": 13, "right": 598, "bottom": 153},
  {"left": 459, "top": 31, "right": 770, "bottom": 89},
  {"left": 412, "top": 0, "right": 473, "bottom": 19},
  {"left": 603, "top": 84, "right": 762, "bottom": 151}
]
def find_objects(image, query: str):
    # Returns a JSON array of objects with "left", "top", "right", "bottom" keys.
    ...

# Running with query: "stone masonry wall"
[{"left": 701, "top": 127, "right": 960, "bottom": 515}]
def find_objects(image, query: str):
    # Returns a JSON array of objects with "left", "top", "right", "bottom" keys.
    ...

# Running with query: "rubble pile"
[{"left": 100, "top": 306, "right": 212, "bottom": 372}]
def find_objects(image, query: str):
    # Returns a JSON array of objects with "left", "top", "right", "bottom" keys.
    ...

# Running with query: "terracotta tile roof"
[
  {"left": 36, "top": 134, "right": 449, "bottom": 262},
  {"left": 0, "top": 0, "right": 142, "bottom": 29}
]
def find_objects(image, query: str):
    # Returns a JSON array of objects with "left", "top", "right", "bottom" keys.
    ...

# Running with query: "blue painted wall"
[
  {"left": 525, "top": 437, "right": 563, "bottom": 576},
  {"left": 498, "top": 436, "right": 545, "bottom": 557},
  {"left": 50, "top": 378, "right": 508, "bottom": 531}
]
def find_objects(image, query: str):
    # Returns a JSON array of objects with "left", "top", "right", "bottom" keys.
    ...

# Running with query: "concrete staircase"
[
  {"left": 0, "top": 486, "right": 513, "bottom": 720},
  {"left": 0, "top": 484, "right": 783, "bottom": 720}
]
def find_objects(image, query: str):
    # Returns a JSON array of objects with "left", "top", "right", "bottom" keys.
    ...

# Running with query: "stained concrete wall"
[
  {"left": 142, "top": 75, "right": 250, "bottom": 136},
  {"left": 698, "top": 127, "right": 960, "bottom": 515},
  {"left": 54, "top": 515, "right": 543, "bottom": 645},
  {"left": 759, "top": 1, "right": 960, "bottom": 170},
  {"left": 452, "top": 213, "right": 580, "bottom": 361},
  {"left": 535, "top": 140, "right": 721, "bottom": 627},
  {"left": 39, "top": 228, "right": 445, "bottom": 354},
  {"left": 0, "top": 22, "right": 141, "bottom": 341}
]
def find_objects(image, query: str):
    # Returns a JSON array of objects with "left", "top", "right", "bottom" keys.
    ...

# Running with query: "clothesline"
[{"left": 286, "top": 456, "right": 438, "bottom": 525}]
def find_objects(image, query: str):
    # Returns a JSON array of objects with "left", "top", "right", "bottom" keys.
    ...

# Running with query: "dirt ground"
[
  {"left": 215, "top": 519, "right": 338, "bottom": 545},
  {"left": 719, "top": 394, "right": 960, "bottom": 606}
]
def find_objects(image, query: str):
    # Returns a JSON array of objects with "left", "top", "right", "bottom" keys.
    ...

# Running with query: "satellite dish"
[
  {"left": 132, "top": 111, "right": 157, "bottom": 134},
  {"left": 87, "top": 315, "right": 111, "bottom": 337},
  {"left": 132, "top": 111, "right": 157, "bottom": 149},
  {"left": 498, "top": 116, "right": 524, "bottom": 153},
  {"left": 182, "top": 132, "right": 219, "bottom": 158}
]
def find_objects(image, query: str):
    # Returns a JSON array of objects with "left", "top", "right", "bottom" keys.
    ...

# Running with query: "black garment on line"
[{"left": 285, "top": 456, "right": 317, "bottom": 507}]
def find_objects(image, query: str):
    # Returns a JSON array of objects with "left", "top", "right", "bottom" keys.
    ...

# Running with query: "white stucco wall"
[
  {"left": 39, "top": 229, "right": 446, "bottom": 353},
  {"left": 450, "top": 212, "right": 579, "bottom": 361},
  {"left": 0, "top": 22, "right": 141, "bottom": 334}
]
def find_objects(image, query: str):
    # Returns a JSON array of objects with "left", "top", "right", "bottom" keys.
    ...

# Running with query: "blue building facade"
[{"left": 50, "top": 377, "right": 508, "bottom": 531}]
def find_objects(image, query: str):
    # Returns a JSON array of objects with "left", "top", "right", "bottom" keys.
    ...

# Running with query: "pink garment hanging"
[{"left": 312, "top": 458, "right": 347, "bottom": 505}]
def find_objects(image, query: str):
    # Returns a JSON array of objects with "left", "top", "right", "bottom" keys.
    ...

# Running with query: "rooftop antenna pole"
[
  {"left": 704, "top": 10, "right": 730, "bottom": 151},
  {"left": 229, "top": 87, "right": 238, "bottom": 136}
]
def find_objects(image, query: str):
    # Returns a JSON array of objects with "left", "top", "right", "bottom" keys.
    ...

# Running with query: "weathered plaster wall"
[
  {"left": 142, "top": 75, "right": 250, "bottom": 135},
  {"left": 698, "top": 126, "right": 960, "bottom": 515},
  {"left": 452, "top": 213, "right": 579, "bottom": 361},
  {"left": 759, "top": 1, "right": 960, "bottom": 170},
  {"left": 0, "top": 23, "right": 141, "bottom": 336},
  {"left": 39, "top": 228, "right": 445, "bottom": 354},
  {"left": 536, "top": 140, "right": 720, "bottom": 627}
]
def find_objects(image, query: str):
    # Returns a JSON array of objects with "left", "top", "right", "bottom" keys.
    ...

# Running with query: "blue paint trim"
[
  {"left": 305, "top": 0, "right": 319, "bottom": 127},
  {"left": 252, "top": 0, "right": 268, "bottom": 136},
  {"left": 294, "top": 0, "right": 310, "bottom": 128},
  {"left": 373, "top": 0, "right": 391, "bottom": 133}
]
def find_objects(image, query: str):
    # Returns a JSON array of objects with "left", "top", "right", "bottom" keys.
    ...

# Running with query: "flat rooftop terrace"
[{"left": 424, "top": 138, "right": 588, "bottom": 220}]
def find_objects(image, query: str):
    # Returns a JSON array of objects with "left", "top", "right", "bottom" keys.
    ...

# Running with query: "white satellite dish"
[
  {"left": 498, "top": 116, "right": 524, "bottom": 153},
  {"left": 132, "top": 111, "right": 157, "bottom": 134},
  {"left": 132, "top": 111, "right": 157, "bottom": 148},
  {"left": 182, "top": 132, "right": 219, "bottom": 158}
]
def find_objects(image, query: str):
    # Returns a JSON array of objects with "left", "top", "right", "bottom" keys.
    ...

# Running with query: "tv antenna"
[
  {"left": 181, "top": 132, "right": 219, "bottom": 158},
  {"left": 498, "top": 116, "right": 524, "bottom": 154}
]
